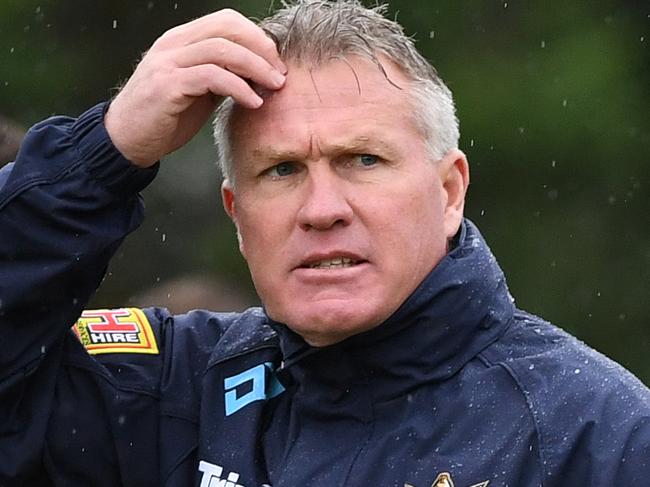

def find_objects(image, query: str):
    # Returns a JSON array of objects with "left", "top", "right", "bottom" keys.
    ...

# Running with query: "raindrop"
[
  {"left": 641, "top": 36, "right": 645, "bottom": 43},
  {"left": 174, "top": 3, "right": 179, "bottom": 9},
  {"left": 540, "top": 40, "right": 546, "bottom": 48},
  {"left": 529, "top": 364, "right": 535, "bottom": 370},
  {"left": 470, "top": 139, "right": 475, "bottom": 147},
  {"left": 118, "top": 414, "right": 126, "bottom": 426},
  {"left": 161, "top": 233, "right": 166, "bottom": 242},
  {"left": 429, "top": 31, "right": 435, "bottom": 39},
  {"left": 551, "top": 160, "right": 556, "bottom": 168},
  {"left": 574, "top": 368, "right": 581, "bottom": 374},
  {"left": 503, "top": 2, "right": 508, "bottom": 8},
  {"left": 9, "top": 47, "right": 14, "bottom": 54},
  {"left": 112, "top": 19, "right": 118, "bottom": 29},
  {"left": 562, "top": 99, "right": 568, "bottom": 107}
]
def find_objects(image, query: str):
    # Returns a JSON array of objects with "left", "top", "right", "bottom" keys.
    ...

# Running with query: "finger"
[
  {"left": 171, "top": 38, "right": 285, "bottom": 90},
  {"left": 176, "top": 64, "right": 264, "bottom": 109},
  {"left": 155, "top": 9, "right": 287, "bottom": 74}
]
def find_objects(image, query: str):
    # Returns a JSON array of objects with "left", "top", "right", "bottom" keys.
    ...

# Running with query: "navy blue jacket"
[{"left": 1, "top": 104, "right": 649, "bottom": 486}]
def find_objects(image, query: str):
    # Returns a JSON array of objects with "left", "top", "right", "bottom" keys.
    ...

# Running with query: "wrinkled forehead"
[{"left": 227, "top": 56, "right": 416, "bottom": 153}]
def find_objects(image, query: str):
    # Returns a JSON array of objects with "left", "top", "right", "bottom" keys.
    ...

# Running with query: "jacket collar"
[{"left": 268, "top": 219, "right": 515, "bottom": 398}]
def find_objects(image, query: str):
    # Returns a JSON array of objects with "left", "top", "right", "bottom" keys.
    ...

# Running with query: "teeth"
[{"left": 310, "top": 257, "right": 356, "bottom": 269}]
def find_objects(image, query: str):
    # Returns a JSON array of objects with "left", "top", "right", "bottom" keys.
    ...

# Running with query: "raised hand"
[{"left": 104, "top": 9, "right": 286, "bottom": 167}]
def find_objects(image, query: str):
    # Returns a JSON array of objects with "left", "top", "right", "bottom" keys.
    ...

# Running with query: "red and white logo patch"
[{"left": 72, "top": 308, "right": 159, "bottom": 355}]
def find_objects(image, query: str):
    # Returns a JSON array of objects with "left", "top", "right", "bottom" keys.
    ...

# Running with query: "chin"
[{"left": 280, "top": 302, "right": 384, "bottom": 347}]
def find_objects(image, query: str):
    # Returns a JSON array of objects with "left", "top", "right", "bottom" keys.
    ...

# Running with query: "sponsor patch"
[
  {"left": 198, "top": 461, "right": 247, "bottom": 487},
  {"left": 224, "top": 362, "right": 285, "bottom": 416},
  {"left": 72, "top": 308, "right": 159, "bottom": 355}
]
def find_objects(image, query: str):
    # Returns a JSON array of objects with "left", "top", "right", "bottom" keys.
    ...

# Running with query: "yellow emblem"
[
  {"left": 72, "top": 308, "right": 159, "bottom": 355},
  {"left": 432, "top": 473, "right": 455, "bottom": 487},
  {"left": 405, "top": 472, "right": 489, "bottom": 487}
]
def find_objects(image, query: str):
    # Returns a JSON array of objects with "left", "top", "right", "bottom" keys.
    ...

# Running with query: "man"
[{"left": 1, "top": 1, "right": 648, "bottom": 486}]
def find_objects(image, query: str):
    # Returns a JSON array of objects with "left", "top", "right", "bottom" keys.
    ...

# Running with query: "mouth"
[
  {"left": 303, "top": 257, "right": 363, "bottom": 269},
  {"left": 298, "top": 254, "right": 368, "bottom": 270}
]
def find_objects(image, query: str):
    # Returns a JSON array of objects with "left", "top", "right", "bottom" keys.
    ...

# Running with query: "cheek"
[
  {"left": 236, "top": 204, "right": 290, "bottom": 267},
  {"left": 381, "top": 183, "right": 447, "bottom": 262}
]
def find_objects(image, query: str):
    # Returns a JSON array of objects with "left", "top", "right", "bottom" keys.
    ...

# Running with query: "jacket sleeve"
[{"left": 0, "top": 103, "right": 158, "bottom": 481}]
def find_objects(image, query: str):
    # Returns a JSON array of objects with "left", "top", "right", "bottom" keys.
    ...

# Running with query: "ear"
[
  {"left": 437, "top": 149, "right": 470, "bottom": 240},
  {"left": 221, "top": 180, "right": 246, "bottom": 257}
]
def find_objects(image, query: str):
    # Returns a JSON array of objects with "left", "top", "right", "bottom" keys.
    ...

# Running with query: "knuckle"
[
  {"left": 260, "top": 36, "right": 281, "bottom": 61},
  {"left": 197, "top": 64, "right": 217, "bottom": 82},
  {"left": 144, "top": 55, "right": 170, "bottom": 76},
  {"left": 210, "top": 37, "right": 231, "bottom": 58},
  {"left": 262, "top": 34, "right": 278, "bottom": 51},
  {"left": 155, "top": 26, "right": 181, "bottom": 46},
  {"left": 216, "top": 8, "right": 249, "bottom": 31},
  {"left": 218, "top": 8, "right": 239, "bottom": 20}
]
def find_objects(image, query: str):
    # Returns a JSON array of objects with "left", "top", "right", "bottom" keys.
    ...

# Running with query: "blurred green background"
[{"left": 1, "top": 1, "right": 648, "bottom": 383}]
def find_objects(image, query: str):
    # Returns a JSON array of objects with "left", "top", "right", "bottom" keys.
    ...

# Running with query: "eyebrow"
[{"left": 250, "top": 135, "right": 397, "bottom": 161}]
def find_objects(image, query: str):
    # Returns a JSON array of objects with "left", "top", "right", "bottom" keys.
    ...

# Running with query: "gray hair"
[{"left": 213, "top": 0, "right": 459, "bottom": 183}]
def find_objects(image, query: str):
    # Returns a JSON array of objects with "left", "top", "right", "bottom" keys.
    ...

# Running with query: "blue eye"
[
  {"left": 358, "top": 154, "right": 379, "bottom": 167},
  {"left": 269, "top": 162, "right": 296, "bottom": 177}
]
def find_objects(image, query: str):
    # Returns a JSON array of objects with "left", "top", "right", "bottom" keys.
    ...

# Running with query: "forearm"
[{"left": 0, "top": 102, "right": 158, "bottom": 384}]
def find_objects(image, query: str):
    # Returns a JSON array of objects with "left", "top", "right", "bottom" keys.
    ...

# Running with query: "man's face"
[{"left": 223, "top": 56, "right": 467, "bottom": 346}]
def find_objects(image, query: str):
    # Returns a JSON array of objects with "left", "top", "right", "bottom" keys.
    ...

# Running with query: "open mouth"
[{"left": 301, "top": 257, "right": 366, "bottom": 269}]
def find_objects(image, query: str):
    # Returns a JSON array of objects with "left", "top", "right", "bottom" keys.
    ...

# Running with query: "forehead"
[{"left": 228, "top": 56, "right": 419, "bottom": 158}]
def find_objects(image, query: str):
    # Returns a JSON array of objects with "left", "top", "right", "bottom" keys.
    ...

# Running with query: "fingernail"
[
  {"left": 272, "top": 70, "right": 286, "bottom": 87},
  {"left": 277, "top": 60, "right": 288, "bottom": 75}
]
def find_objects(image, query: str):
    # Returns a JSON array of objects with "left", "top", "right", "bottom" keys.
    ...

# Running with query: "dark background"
[{"left": 1, "top": 1, "right": 648, "bottom": 384}]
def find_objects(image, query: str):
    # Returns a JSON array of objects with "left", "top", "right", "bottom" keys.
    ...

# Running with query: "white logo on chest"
[{"left": 198, "top": 460, "right": 246, "bottom": 487}]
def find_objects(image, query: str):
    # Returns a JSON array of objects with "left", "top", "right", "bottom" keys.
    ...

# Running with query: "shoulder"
[
  {"left": 157, "top": 306, "right": 278, "bottom": 365},
  {"left": 481, "top": 310, "right": 650, "bottom": 407},
  {"left": 480, "top": 310, "right": 650, "bottom": 482},
  {"left": 71, "top": 306, "right": 275, "bottom": 356},
  {"left": 69, "top": 306, "right": 277, "bottom": 384}
]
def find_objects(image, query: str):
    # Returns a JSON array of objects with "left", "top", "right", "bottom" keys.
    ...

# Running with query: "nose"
[{"left": 296, "top": 165, "right": 353, "bottom": 231}]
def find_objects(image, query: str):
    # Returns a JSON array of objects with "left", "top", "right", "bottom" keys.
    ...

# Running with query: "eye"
[
  {"left": 358, "top": 154, "right": 379, "bottom": 167},
  {"left": 267, "top": 161, "right": 297, "bottom": 178}
]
